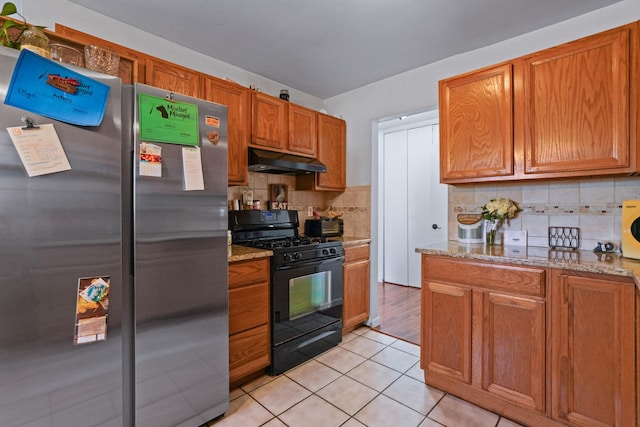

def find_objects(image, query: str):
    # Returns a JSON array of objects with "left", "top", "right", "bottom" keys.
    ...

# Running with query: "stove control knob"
[
  {"left": 322, "top": 248, "right": 329, "bottom": 255},
  {"left": 329, "top": 248, "right": 337, "bottom": 254},
  {"left": 293, "top": 252, "right": 301, "bottom": 260},
  {"left": 283, "top": 253, "right": 291, "bottom": 262}
]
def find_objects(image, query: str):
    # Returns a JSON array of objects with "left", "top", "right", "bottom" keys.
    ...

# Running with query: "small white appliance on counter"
[
  {"left": 457, "top": 214, "right": 484, "bottom": 244},
  {"left": 622, "top": 200, "right": 640, "bottom": 259}
]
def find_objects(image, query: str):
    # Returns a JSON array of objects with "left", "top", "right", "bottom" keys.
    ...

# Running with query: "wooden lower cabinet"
[
  {"left": 342, "top": 244, "right": 370, "bottom": 333},
  {"left": 551, "top": 270, "right": 636, "bottom": 426},
  {"left": 421, "top": 254, "right": 638, "bottom": 427},
  {"left": 228, "top": 258, "right": 270, "bottom": 385}
]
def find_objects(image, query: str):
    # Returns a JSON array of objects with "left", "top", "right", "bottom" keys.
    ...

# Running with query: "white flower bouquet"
[{"left": 481, "top": 198, "right": 521, "bottom": 222}]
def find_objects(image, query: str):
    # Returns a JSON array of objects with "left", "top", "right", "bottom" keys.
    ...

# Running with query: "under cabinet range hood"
[{"left": 248, "top": 147, "right": 327, "bottom": 175}]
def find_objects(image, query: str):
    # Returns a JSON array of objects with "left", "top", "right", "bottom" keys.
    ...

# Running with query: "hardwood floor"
[{"left": 375, "top": 281, "right": 421, "bottom": 344}]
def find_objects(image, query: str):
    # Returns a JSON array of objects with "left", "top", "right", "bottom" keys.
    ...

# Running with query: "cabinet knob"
[{"left": 432, "top": 224, "right": 441, "bottom": 230}]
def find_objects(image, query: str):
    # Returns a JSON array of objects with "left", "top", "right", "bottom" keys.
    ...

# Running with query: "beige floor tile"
[
  {"left": 362, "top": 329, "right": 398, "bottom": 345},
  {"left": 262, "top": 418, "right": 288, "bottom": 427},
  {"left": 347, "top": 360, "right": 402, "bottom": 392},
  {"left": 240, "top": 374, "right": 278, "bottom": 393},
  {"left": 285, "top": 360, "right": 342, "bottom": 392},
  {"left": 391, "top": 339, "right": 421, "bottom": 357},
  {"left": 428, "top": 394, "right": 500, "bottom": 427},
  {"left": 383, "top": 375, "right": 445, "bottom": 415},
  {"left": 315, "top": 346, "right": 367, "bottom": 373},
  {"left": 209, "top": 394, "right": 273, "bottom": 427},
  {"left": 249, "top": 376, "right": 311, "bottom": 415},
  {"left": 279, "top": 395, "right": 350, "bottom": 427},
  {"left": 351, "top": 326, "right": 371, "bottom": 335},
  {"left": 229, "top": 387, "right": 245, "bottom": 401},
  {"left": 498, "top": 417, "right": 525, "bottom": 426},
  {"left": 341, "top": 418, "right": 367, "bottom": 427},
  {"left": 405, "top": 361, "right": 425, "bottom": 382},
  {"left": 355, "top": 394, "right": 425, "bottom": 427},
  {"left": 340, "top": 336, "right": 388, "bottom": 358},
  {"left": 370, "top": 346, "right": 420, "bottom": 373},
  {"left": 340, "top": 332, "right": 360, "bottom": 343},
  {"left": 419, "top": 418, "right": 446, "bottom": 426},
  {"left": 316, "top": 375, "right": 379, "bottom": 415}
]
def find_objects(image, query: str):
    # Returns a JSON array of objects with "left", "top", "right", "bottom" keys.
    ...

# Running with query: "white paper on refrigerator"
[
  {"left": 182, "top": 146, "right": 205, "bottom": 190},
  {"left": 6, "top": 123, "right": 71, "bottom": 177}
]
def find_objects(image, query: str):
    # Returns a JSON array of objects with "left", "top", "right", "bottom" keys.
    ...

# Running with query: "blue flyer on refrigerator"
[{"left": 4, "top": 49, "right": 110, "bottom": 126}]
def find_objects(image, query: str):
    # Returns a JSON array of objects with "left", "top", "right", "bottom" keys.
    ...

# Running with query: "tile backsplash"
[
  {"left": 448, "top": 176, "right": 640, "bottom": 250},
  {"left": 228, "top": 172, "right": 371, "bottom": 237}
]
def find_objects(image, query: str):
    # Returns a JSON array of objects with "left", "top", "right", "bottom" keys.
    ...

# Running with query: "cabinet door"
[
  {"left": 482, "top": 291, "right": 546, "bottom": 412},
  {"left": 518, "top": 25, "right": 631, "bottom": 176},
  {"left": 343, "top": 245, "right": 370, "bottom": 332},
  {"left": 204, "top": 77, "right": 251, "bottom": 186},
  {"left": 552, "top": 272, "right": 635, "bottom": 426},
  {"left": 146, "top": 57, "right": 201, "bottom": 97},
  {"left": 288, "top": 104, "right": 317, "bottom": 156},
  {"left": 316, "top": 113, "right": 346, "bottom": 191},
  {"left": 422, "top": 281, "right": 472, "bottom": 384},
  {"left": 251, "top": 92, "right": 288, "bottom": 150},
  {"left": 229, "top": 324, "right": 270, "bottom": 383},
  {"left": 439, "top": 63, "right": 513, "bottom": 183}
]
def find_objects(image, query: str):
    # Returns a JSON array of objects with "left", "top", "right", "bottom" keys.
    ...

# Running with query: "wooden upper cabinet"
[
  {"left": 288, "top": 104, "right": 318, "bottom": 156},
  {"left": 145, "top": 57, "right": 201, "bottom": 98},
  {"left": 439, "top": 63, "right": 513, "bottom": 183},
  {"left": 251, "top": 92, "right": 288, "bottom": 150},
  {"left": 203, "top": 76, "right": 251, "bottom": 186},
  {"left": 517, "top": 24, "right": 632, "bottom": 177},
  {"left": 315, "top": 113, "right": 347, "bottom": 191},
  {"left": 440, "top": 22, "right": 639, "bottom": 184}
]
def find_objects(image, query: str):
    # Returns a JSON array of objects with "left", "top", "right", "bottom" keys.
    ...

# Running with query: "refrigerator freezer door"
[
  {"left": 0, "top": 47, "right": 125, "bottom": 427},
  {"left": 132, "top": 84, "right": 229, "bottom": 426}
]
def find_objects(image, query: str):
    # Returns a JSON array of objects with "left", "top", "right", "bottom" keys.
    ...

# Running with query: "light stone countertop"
[
  {"left": 329, "top": 236, "right": 372, "bottom": 247},
  {"left": 228, "top": 245, "right": 272, "bottom": 263},
  {"left": 416, "top": 241, "right": 640, "bottom": 287}
]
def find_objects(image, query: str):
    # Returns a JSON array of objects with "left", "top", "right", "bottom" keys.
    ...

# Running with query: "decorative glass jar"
[{"left": 20, "top": 26, "right": 50, "bottom": 58}]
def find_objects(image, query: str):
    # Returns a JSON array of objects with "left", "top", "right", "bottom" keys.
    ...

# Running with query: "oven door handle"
[{"left": 274, "top": 256, "right": 344, "bottom": 271}]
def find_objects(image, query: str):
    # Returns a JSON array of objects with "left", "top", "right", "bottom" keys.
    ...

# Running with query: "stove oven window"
[{"left": 289, "top": 271, "right": 332, "bottom": 320}]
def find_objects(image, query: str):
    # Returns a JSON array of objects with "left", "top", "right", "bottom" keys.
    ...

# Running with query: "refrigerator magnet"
[
  {"left": 74, "top": 276, "right": 110, "bottom": 345},
  {"left": 139, "top": 142, "right": 162, "bottom": 177}
]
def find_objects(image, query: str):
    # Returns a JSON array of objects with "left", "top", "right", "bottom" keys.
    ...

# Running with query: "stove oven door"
[{"left": 270, "top": 256, "right": 344, "bottom": 374}]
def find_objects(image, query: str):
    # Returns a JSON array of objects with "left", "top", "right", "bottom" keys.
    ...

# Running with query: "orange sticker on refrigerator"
[
  {"left": 205, "top": 115, "right": 220, "bottom": 127},
  {"left": 74, "top": 276, "right": 110, "bottom": 344}
]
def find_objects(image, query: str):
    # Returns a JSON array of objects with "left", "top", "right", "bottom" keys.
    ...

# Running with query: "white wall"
[
  {"left": 324, "top": 0, "right": 640, "bottom": 187},
  {"left": 21, "top": 0, "right": 325, "bottom": 111}
]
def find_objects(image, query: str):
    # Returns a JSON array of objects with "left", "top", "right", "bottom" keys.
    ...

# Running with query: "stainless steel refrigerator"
[{"left": 0, "top": 47, "right": 229, "bottom": 427}]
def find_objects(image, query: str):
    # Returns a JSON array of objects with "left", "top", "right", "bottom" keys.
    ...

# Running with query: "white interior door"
[
  {"left": 407, "top": 125, "right": 447, "bottom": 287},
  {"left": 382, "top": 119, "right": 447, "bottom": 288},
  {"left": 383, "top": 130, "right": 408, "bottom": 285}
]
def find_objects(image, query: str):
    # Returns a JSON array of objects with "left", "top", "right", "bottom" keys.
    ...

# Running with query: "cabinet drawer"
[
  {"left": 229, "top": 324, "right": 270, "bottom": 382},
  {"left": 344, "top": 244, "right": 370, "bottom": 263},
  {"left": 229, "top": 258, "right": 269, "bottom": 289},
  {"left": 229, "top": 282, "right": 269, "bottom": 335},
  {"left": 424, "top": 256, "right": 545, "bottom": 297}
]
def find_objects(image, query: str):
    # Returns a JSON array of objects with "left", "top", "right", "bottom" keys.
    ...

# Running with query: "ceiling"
[{"left": 69, "top": 0, "right": 620, "bottom": 99}]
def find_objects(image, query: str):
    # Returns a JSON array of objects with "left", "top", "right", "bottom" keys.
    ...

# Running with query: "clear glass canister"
[{"left": 20, "top": 26, "right": 50, "bottom": 58}]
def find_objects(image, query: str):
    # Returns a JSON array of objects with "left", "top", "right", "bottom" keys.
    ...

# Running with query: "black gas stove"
[
  {"left": 229, "top": 210, "right": 343, "bottom": 266},
  {"left": 228, "top": 209, "right": 344, "bottom": 375}
]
